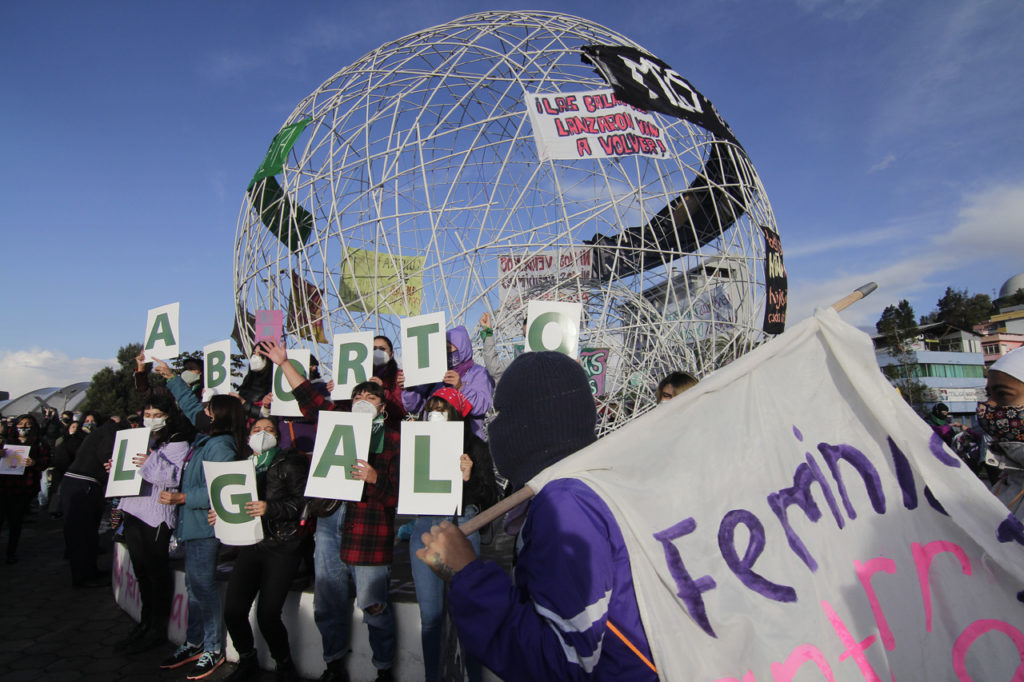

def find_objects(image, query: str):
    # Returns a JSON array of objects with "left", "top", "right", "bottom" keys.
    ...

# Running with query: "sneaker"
[
  {"left": 159, "top": 641, "right": 203, "bottom": 670},
  {"left": 374, "top": 668, "right": 393, "bottom": 682},
  {"left": 187, "top": 650, "right": 225, "bottom": 680}
]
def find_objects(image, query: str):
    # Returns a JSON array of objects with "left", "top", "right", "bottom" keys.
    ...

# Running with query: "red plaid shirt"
[{"left": 292, "top": 380, "right": 400, "bottom": 565}]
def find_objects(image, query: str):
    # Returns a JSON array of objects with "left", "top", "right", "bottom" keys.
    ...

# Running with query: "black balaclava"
[{"left": 488, "top": 351, "right": 596, "bottom": 487}]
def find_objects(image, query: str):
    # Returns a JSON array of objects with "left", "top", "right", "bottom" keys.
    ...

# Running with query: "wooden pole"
[{"left": 460, "top": 283, "right": 879, "bottom": 537}]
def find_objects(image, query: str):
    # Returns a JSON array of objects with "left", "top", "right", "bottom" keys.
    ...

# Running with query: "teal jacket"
[{"left": 168, "top": 376, "right": 238, "bottom": 540}]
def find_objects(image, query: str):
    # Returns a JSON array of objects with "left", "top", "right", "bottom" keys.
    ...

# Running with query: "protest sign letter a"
[
  {"left": 331, "top": 332, "right": 373, "bottom": 401},
  {"left": 203, "top": 340, "right": 232, "bottom": 396},
  {"left": 398, "top": 421, "right": 462, "bottom": 516},
  {"left": 526, "top": 300, "right": 582, "bottom": 357},
  {"left": 401, "top": 312, "right": 446, "bottom": 387},
  {"left": 305, "top": 411, "right": 372, "bottom": 502},
  {"left": 144, "top": 302, "right": 180, "bottom": 362}
]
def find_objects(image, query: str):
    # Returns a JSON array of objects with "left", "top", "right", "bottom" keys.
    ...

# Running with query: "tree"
[
  {"left": 924, "top": 287, "right": 993, "bottom": 329},
  {"left": 875, "top": 300, "right": 928, "bottom": 409},
  {"left": 996, "top": 287, "right": 1024, "bottom": 311},
  {"left": 79, "top": 343, "right": 154, "bottom": 418}
]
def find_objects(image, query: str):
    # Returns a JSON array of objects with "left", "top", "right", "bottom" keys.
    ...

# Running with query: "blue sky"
[{"left": 2, "top": 0, "right": 1023, "bottom": 398}]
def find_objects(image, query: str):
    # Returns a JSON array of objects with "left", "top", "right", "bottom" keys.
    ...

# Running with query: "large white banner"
[
  {"left": 105, "top": 428, "right": 151, "bottom": 497},
  {"left": 531, "top": 308, "right": 1024, "bottom": 681},
  {"left": 525, "top": 89, "right": 669, "bottom": 161},
  {"left": 397, "top": 421, "right": 464, "bottom": 516},
  {"left": 496, "top": 248, "right": 596, "bottom": 306},
  {"left": 205, "top": 460, "right": 263, "bottom": 546}
]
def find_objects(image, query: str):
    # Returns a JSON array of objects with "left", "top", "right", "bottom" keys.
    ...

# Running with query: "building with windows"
[{"left": 872, "top": 322, "right": 986, "bottom": 424}]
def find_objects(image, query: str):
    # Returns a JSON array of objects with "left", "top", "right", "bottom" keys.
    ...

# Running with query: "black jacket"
[{"left": 258, "top": 448, "right": 310, "bottom": 544}]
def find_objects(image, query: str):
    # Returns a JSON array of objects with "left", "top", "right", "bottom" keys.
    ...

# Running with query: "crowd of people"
[{"left": 2, "top": 320, "right": 1022, "bottom": 682}]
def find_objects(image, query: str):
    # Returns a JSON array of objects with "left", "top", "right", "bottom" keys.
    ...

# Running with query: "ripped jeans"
[{"left": 313, "top": 506, "right": 395, "bottom": 670}]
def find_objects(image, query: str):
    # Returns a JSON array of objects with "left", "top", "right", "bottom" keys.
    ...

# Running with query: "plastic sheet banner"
[
  {"left": 525, "top": 89, "right": 668, "bottom": 161},
  {"left": 530, "top": 308, "right": 1024, "bottom": 681},
  {"left": 339, "top": 247, "right": 425, "bottom": 317}
]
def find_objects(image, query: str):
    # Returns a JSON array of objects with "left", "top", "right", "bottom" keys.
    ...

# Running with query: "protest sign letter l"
[
  {"left": 413, "top": 434, "right": 451, "bottom": 494},
  {"left": 112, "top": 439, "right": 135, "bottom": 482}
]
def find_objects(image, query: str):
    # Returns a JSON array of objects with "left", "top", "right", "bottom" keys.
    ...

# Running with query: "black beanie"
[{"left": 487, "top": 351, "right": 597, "bottom": 487}]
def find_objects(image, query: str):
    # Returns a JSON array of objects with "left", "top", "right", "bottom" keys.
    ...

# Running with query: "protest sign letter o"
[{"left": 528, "top": 311, "right": 572, "bottom": 355}]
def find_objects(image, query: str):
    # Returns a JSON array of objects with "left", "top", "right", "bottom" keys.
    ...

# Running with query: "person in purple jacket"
[
  {"left": 106, "top": 392, "right": 192, "bottom": 655},
  {"left": 416, "top": 351, "right": 658, "bottom": 681},
  {"left": 401, "top": 325, "right": 494, "bottom": 442}
]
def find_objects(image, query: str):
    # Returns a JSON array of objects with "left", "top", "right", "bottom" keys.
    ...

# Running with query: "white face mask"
[
  {"left": 248, "top": 431, "right": 278, "bottom": 454},
  {"left": 426, "top": 410, "right": 448, "bottom": 423},
  {"left": 144, "top": 416, "right": 167, "bottom": 432},
  {"left": 352, "top": 400, "right": 379, "bottom": 417},
  {"left": 249, "top": 354, "right": 267, "bottom": 372},
  {"left": 373, "top": 349, "right": 390, "bottom": 366},
  {"left": 181, "top": 370, "right": 201, "bottom": 385}
]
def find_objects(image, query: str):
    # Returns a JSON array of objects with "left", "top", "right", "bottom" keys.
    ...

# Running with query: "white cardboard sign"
[
  {"left": 304, "top": 410, "right": 373, "bottom": 502},
  {"left": 203, "top": 339, "right": 233, "bottom": 396},
  {"left": 525, "top": 300, "right": 582, "bottom": 357},
  {"left": 144, "top": 302, "right": 181, "bottom": 362},
  {"left": 401, "top": 312, "right": 447, "bottom": 387},
  {"left": 331, "top": 332, "right": 374, "bottom": 401},
  {"left": 0, "top": 445, "right": 30, "bottom": 476},
  {"left": 271, "top": 349, "right": 310, "bottom": 418},
  {"left": 397, "top": 421, "right": 463, "bottom": 516},
  {"left": 204, "top": 459, "right": 264, "bottom": 546},
  {"left": 105, "top": 428, "right": 152, "bottom": 497}
]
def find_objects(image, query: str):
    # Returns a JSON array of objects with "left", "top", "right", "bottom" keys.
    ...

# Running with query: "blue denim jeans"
[
  {"left": 184, "top": 537, "right": 222, "bottom": 653},
  {"left": 313, "top": 506, "right": 395, "bottom": 670},
  {"left": 409, "top": 508, "right": 482, "bottom": 682}
]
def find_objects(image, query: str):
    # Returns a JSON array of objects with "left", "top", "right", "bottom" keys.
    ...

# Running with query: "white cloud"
[
  {"left": 792, "top": 0, "right": 883, "bottom": 21},
  {"left": 868, "top": 153, "right": 896, "bottom": 173},
  {"left": 0, "top": 348, "right": 115, "bottom": 401},
  {"left": 784, "top": 179, "right": 1024, "bottom": 329}
]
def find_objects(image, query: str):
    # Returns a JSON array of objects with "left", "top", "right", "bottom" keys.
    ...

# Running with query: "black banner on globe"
[
  {"left": 580, "top": 44, "right": 739, "bottom": 146},
  {"left": 762, "top": 225, "right": 787, "bottom": 335}
]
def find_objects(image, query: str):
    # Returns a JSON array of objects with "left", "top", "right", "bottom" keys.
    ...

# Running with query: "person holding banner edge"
[
  {"left": 408, "top": 386, "right": 500, "bottom": 682},
  {"left": 155, "top": 359, "right": 246, "bottom": 680},
  {"left": 260, "top": 340, "right": 400, "bottom": 682},
  {"left": 416, "top": 351, "right": 657, "bottom": 681}
]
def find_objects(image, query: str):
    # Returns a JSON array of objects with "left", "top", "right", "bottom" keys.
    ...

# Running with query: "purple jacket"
[
  {"left": 118, "top": 437, "right": 190, "bottom": 530},
  {"left": 402, "top": 325, "right": 495, "bottom": 441},
  {"left": 447, "top": 478, "right": 657, "bottom": 681}
]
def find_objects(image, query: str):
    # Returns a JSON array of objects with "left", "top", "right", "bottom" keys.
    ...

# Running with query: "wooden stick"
[
  {"left": 460, "top": 485, "right": 534, "bottom": 536},
  {"left": 831, "top": 282, "right": 877, "bottom": 313},
  {"left": 460, "top": 283, "right": 879, "bottom": 537}
]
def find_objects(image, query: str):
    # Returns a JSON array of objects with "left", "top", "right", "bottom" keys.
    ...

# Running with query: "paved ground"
[{"left": 0, "top": 508, "right": 513, "bottom": 681}]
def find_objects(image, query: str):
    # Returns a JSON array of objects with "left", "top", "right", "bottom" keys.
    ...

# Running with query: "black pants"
[
  {"left": 123, "top": 513, "right": 173, "bottom": 631},
  {"left": 0, "top": 494, "right": 32, "bottom": 560},
  {"left": 61, "top": 476, "right": 105, "bottom": 584},
  {"left": 223, "top": 540, "right": 301, "bottom": 662}
]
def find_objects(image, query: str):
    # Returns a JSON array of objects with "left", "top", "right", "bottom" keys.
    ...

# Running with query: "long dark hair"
[
  {"left": 207, "top": 395, "right": 247, "bottom": 459},
  {"left": 144, "top": 393, "right": 188, "bottom": 448},
  {"left": 13, "top": 414, "right": 40, "bottom": 444},
  {"left": 373, "top": 335, "right": 399, "bottom": 385}
]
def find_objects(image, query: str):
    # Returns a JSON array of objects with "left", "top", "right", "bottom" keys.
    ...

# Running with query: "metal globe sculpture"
[{"left": 234, "top": 10, "right": 782, "bottom": 433}]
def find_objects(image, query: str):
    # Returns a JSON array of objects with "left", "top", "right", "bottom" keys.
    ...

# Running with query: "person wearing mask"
[
  {"left": 62, "top": 413, "right": 123, "bottom": 586},
  {"left": 155, "top": 359, "right": 246, "bottom": 680},
  {"left": 402, "top": 325, "right": 494, "bottom": 442},
  {"left": 370, "top": 335, "right": 406, "bottom": 427},
  {"left": 237, "top": 352, "right": 274, "bottom": 421},
  {"left": 106, "top": 393, "right": 191, "bottom": 654},
  {"left": 978, "top": 347, "right": 1024, "bottom": 519},
  {"left": 0, "top": 414, "right": 50, "bottom": 564},
  {"left": 49, "top": 415, "right": 89, "bottom": 518},
  {"left": 656, "top": 371, "right": 699, "bottom": 404},
  {"left": 926, "top": 402, "right": 955, "bottom": 446},
  {"left": 135, "top": 352, "right": 205, "bottom": 400},
  {"left": 216, "top": 417, "right": 309, "bottom": 682},
  {"left": 409, "top": 387, "right": 499, "bottom": 682},
  {"left": 416, "top": 352, "right": 657, "bottom": 681},
  {"left": 260, "top": 340, "right": 400, "bottom": 682}
]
